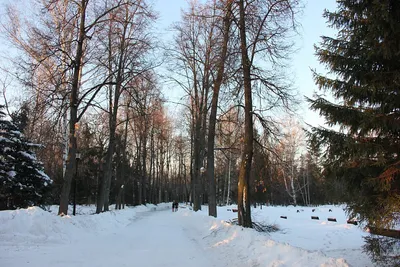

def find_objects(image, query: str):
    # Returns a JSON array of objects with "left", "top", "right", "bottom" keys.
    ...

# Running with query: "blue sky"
[
  {"left": 1, "top": 0, "right": 339, "bottom": 128},
  {"left": 290, "top": 0, "right": 337, "bottom": 127},
  {"left": 153, "top": 0, "right": 338, "bottom": 127}
]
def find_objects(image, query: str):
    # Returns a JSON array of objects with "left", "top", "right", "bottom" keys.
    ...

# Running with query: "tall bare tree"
[
  {"left": 232, "top": 0, "right": 300, "bottom": 227},
  {"left": 206, "top": 0, "right": 233, "bottom": 217},
  {"left": 57, "top": 0, "right": 133, "bottom": 215},
  {"left": 3, "top": 0, "right": 139, "bottom": 215},
  {"left": 236, "top": 0, "right": 254, "bottom": 227},
  {"left": 95, "top": 0, "right": 156, "bottom": 213},
  {"left": 167, "top": 1, "right": 219, "bottom": 211}
]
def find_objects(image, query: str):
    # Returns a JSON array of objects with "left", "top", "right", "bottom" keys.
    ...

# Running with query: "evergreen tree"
[
  {"left": 0, "top": 105, "right": 52, "bottom": 210},
  {"left": 10, "top": 101, "right": 30, "bottom": 132},
  {"left": 308, "top": 1, "right": 400, "bottom": 228}
]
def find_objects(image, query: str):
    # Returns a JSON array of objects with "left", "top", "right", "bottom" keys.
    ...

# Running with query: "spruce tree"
[
  {"left": 0, "top": 105, "right": 52, "bottom": 210},
  {"left": 308, "top": 1, "right": 400, "bottom": 228}
]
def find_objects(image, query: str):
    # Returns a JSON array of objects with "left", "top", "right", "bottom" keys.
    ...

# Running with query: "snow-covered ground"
[
  {"left": 211, "top": 204, "right": 373, "bottom": 266},
  {"left": 0, "top": 203, "right": 374, "bottom": 266}
]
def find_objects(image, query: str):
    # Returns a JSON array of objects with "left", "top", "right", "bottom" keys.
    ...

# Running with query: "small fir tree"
[
  {"left": 308, "top": 1, "right": 400, "bottom": 228},
  {"left": 0, "top": 105, "right": 52, "bottom": 210},
  {"left": 10, "top": 101, "right": 30, "bottom": 132}
]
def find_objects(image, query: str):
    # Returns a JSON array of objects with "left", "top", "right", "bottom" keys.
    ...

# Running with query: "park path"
[{"left": 1, "top": 209, "right": 222, "bottom": 267}]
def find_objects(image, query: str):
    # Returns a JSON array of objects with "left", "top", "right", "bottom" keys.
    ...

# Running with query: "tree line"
[{"left": 0, "top": 0, "right": 398, "bottom": 234}]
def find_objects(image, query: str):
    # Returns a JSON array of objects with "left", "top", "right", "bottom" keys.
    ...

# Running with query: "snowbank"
[
  {"left": 0, "top": 203, "right": 170, "bottom": 245},
  {"left": 0, "top": 203, "right": 373, "bottom": 266},
  {"left": 179, "top": 208, "right": 349, "bottom": 267}
]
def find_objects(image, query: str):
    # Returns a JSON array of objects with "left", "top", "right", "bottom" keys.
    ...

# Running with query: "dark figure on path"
[{"left": 172, "top": 200, "right": 178, "bottom": 212}]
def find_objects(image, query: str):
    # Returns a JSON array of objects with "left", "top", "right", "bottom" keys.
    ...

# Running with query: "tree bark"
[
  {"left": 58, "top": 0, "right": 87, "bottom": 216},
  {"left": 141, "top": 127, "right": 148, "bottom": 204},
  {"left": 193, "top": 114, "right": 202, "bottom": 211},
  {"left": 137, "top": 136, "right": 143, "bottom": 205},
  {"left": 192, "top": 59, "right": 202, "bottom": 211},
  {"left": 237, "top": 0, "right": 253, "bottom": 228},
  {"left": 206, "top": 0, "right": 232, "bottom": 218},
  {"left": 97, "top": 6, "right": 128, "bottom": 212}
]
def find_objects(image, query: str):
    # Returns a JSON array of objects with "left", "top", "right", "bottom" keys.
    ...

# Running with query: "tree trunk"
[
  {"left": 193, "top": 116, "right": 202, "bottom": 211},
  {"left": 206, "top": 1, "right": 232, "bottom": 218},
  {"left": 190, "top": 119, "right": 194, "bottom": 206},
  {"left": 115, "top": 104, "right": 129, "bottom": 210},
  {"left": 97, "top": 103, "right": 118, "bottom": 212},
  {"left": 141, "top": 130, "right": 148, "bottom": 204},
  {"left": 290, "top": 163, "right": 297, "bottom": 206},
  {"left": 137, "top": 136, "right": 143, "bottom": 205},
  {"left": 58, "top": 0, "right": 87, "bottom": 216},
  {"left": 148, "top": 127, "right": 154, "bottom": 203},
  {"left": 237, "top": 0, "right": 253, "bottom": 228},
  {"left": 97, "top": 9, "right": 128, "bottom": 212},
  {"left": 226, "top": 151, "right": 231, "bottom": 205}
]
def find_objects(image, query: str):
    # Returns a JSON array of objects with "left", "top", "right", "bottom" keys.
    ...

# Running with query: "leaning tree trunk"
[{"left": 237, "top": 0, "right": 253, "bottom": 228}]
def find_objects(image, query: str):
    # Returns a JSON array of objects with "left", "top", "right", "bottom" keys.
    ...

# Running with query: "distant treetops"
[{"left": 0, "top": 105, "right": 52, "bottom": 210}]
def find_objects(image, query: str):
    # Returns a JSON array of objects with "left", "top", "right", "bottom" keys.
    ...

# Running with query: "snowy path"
[
  {"left": 0, "top": 205, "right": 357, "bottom": 267},
  {"left": 1, "top": 210, "right": 220, "bottom": 267}
]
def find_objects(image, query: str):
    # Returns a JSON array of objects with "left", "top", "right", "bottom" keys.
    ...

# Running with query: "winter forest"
[{"left": 0, "top": 0, "right": 399, "bottom": 266}]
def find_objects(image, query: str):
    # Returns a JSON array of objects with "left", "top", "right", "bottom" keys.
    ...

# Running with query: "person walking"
[
  {"left": 174, "top": 201, "right": 178, "bottom": 212},
  {"left": 172, "top": 200, "right": 178, "bottom": 212},
  {"left": 172, "top": 200, "right": 176, "bottom": 212}
]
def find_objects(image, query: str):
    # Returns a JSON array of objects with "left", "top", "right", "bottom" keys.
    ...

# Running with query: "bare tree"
[
  {"left": 95, "top": 0, "right": 157, "bottom": 213},
  {"left": 167, "top": 1, "right": 221, "bottom": 211},
  {"left": 236, "top": 0, "right": 254, "bottom": 227},
  {"left": 206, "top": 0, "right": 233, "bottom": 217},
  {"left": 2, "top": 0, "right": 140, "bottom": 215},
  {"left": 232, "top": 0, "right": 300, "bottom": 227}
]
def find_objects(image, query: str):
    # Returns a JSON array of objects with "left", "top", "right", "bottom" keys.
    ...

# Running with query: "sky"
[
  {"left": 290, "top": 0, "right": 337, "bottom": 127},
  {"left": 0, "top": 203, "right": 374, "bottom": 266},
  {"left": 152, "top": 0, "right": 338, "bottom": 128},
  {"left": 0, "top": 0, "right": 339, "bottom": 129}
]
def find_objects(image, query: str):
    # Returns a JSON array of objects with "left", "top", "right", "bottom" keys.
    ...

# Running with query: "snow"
[
  {"left": 0, "top": 136, "right": 11, "bottom": 143},
  {"left": 10, "top": 130, "right": 22, "bottom": 135},
  {"left": 0, "top": 204, "right": 374, "bottom": 267},
  {"left": 215, "top": 205, "right": 373, "bottom": 266},
  {"left": 19, "top": 151, "right": 36, "bottom": 161},
  {"left": 6, "top": 170, "right": 16, "bottom": 178},
  {"left": 36, "top": 170, "right": 52, "bottom": 182}
]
